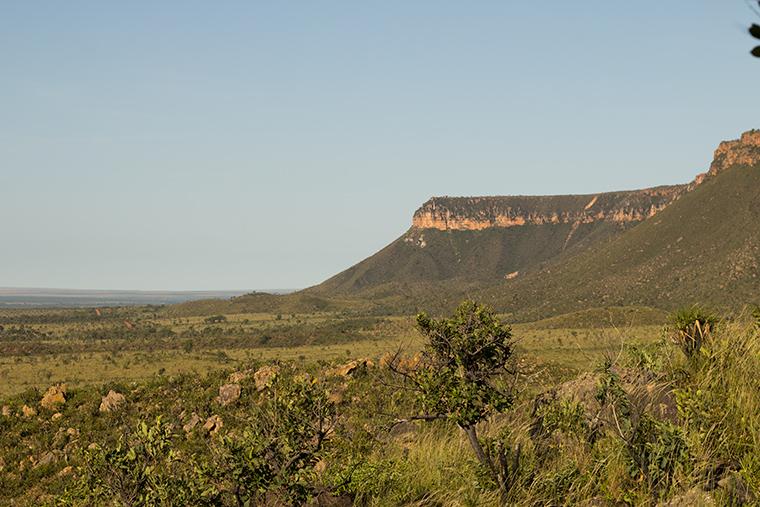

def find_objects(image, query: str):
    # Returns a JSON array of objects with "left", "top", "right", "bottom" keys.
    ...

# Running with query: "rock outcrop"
[
  {"left": 709, "top": 129, "right": 760, "bottom": 176},
  {"left": 183, "top": 413, "right": 202, "bottom": 433},
  {"left": 40, "top": 384, "right": 66, "bottom": 410},
  {"left": 203, "top": 415, "right": 223, "bottom": 435},
  {"left": 99, "top": 390, "right": 126, "bottom": 413},
  {"left": 412, "top": 186, "right": 687, "bottom": 231},
  {"left": 254, "top": 365, "right": 280, "bottom": 391},
  {"left": 216, "top": 384, "right": 241, "bottom": 406},
  {"left": 412, "top": 130, "right": 759, "bottom": 232}
]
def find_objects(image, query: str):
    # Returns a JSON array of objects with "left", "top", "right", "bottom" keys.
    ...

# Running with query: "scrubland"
[{"left": 0, "top": 304, "right": 757, "bottom": 505}]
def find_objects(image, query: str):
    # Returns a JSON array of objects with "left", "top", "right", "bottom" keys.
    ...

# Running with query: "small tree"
[{"left": 390, "top": 300, "right": 517, "bottom": 494}]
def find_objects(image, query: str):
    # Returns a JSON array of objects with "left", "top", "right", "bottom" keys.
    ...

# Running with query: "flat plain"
[{"left": 0, "top": 306, "right": 662, "bottom": 397}]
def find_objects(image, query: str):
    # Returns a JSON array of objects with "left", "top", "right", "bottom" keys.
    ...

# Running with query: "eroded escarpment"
[
  {"left": 412, "top": 186, "right": 687, "bottom": 231},
  {"left": 708, "top": 129, "right": 760, "bottom": 176},
  {"left": 413, "top": 130, "right": 760, "bottom": 232}
]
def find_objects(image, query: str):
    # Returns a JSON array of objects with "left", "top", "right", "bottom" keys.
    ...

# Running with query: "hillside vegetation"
[
  {"left": 1, "top": 304, "right": 758, "bottom": 505},
  {"left": 167, "top": 133, "right": 760, "bottom": 322},
  {"left": 485, "top": 161, "right": 760, "bottom": 320}
]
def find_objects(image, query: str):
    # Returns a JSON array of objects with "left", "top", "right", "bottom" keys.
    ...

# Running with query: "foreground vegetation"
[{"left": 1, "top": 303, "right": 758, "bottom": 505}]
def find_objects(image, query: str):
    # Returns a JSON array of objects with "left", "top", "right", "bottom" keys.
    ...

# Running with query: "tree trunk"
[{"left": 463, "top": 425, "right": 493, "bottom": 472}]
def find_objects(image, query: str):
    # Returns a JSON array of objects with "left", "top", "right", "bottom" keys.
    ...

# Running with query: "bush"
[
  {"left": 668, "top": 307, "right": 718, "bottom": 358},
  {"left": 62, "top": 417, "right": 220, "bottom": 506},
  {"left": 390, "top": 300, "right": 517, "bottom": 498},
  {"left": 210, "top": 367, "right": 338, "bottom": 505},
  {"left": 204, "top": 315, "right": 227, "bottom": 324}
]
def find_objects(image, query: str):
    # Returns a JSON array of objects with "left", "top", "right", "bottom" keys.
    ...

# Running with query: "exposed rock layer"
[
  {"left": 412, "top": 130, "right": 760, "bottom": 232},
  {"left": 412, "top": 186, "right": 687, "bottom": 231}
]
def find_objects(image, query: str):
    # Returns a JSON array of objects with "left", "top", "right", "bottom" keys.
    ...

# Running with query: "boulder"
[
  {"left": 183, "top": 413, "right": 203, "bottom": 433},
  {"left": 216, "top": 383, "right": 241, "bottom": 406},
  {"left": 22, "top": 405, "right": 37, "bottom": 418},
  {"left": 203, "top": 415, "right": 223, "bottom": 435},
  {"left": 51, "top": 412, "right": 63, "bottom": 421},
  {"left": 99, "top": 390, "right": 126, "bottom": 413},
  {"left": 57, "top": 465, "right": 74, "bottom": 477},
  {"left": 541, "top": 367, "right": 678, "bottom": 430},
  {"left": 379, "top": 352, "right": 394, "bottom": 368},
  {"left": 379, "top": 352, "right": 419, "bottom": 371},
  {"left": 40, "top": 384, "right": 67, "bottom": 410},
  {"left": 330, "top": 358, "right": 373, "bottom": 378},
  {"left": 228, "top": 369, "right": 254, "bottom": 383},
  {"left": 34, "top": 451, "right": 62, "bottom": 468},
  {"left": 1, "top": 405, "right": 11, "bottom": 417},
  {"left": 254, "top": 365, "right": 280, "bottom": 391}
]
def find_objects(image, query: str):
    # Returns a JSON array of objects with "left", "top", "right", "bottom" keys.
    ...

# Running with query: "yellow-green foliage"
[
  {"left": 674, "top": 318, "right": 760, "bottom": 499},
  {"left": 1, "top": 308, "right": 758, "bottom": 505}
]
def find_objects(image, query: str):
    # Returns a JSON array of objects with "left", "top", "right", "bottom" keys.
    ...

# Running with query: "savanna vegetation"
[{"left": 0, "top": 301, "right": 758, "bottom": 505}]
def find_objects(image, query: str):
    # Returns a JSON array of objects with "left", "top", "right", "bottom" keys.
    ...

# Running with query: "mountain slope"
[
  {"left": 171, "top": 130, "right": 760, "bottom": 319},
  {"left": 311, "top": 186, "right": 686, "bottom": 297},
  {"left": 483, "top": 159, "right": 760, "bottom": 319}
]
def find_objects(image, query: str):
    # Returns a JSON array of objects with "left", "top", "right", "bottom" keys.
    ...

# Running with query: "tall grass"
[{"left": 351, "top": 316, "right": 760, "bottom": 505}]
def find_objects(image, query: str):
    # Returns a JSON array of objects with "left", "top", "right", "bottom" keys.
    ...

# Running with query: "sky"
[{"left": 1, "top": 1, "right": 759, "bottom": 291}]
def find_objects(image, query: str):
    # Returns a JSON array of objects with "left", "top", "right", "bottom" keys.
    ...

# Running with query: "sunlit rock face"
[
  {"left": 709, "top": 129, "right": 760, "bottom": 176},
  {"left": 412, "top": 130, "right": 759, "bottom": 232},
  {"left": 412, "top": 187, "right": 686, "bottom": 231}
]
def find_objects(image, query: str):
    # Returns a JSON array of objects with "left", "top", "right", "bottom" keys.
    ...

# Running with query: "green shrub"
[
  {"left": 391, "top": 300, "right": 517, "bottom": 498},
  {"left": 204, "top": 315, "right": 227, "bottom": 324},
  {"left": 62, "top": 417, "right": 220, "bottom": 506},
  {"left": 210, "top": 368, "right": 338, "bottom": 505},
  {"left": 668, "top": 307, "right": 718, "bottom": 358}
]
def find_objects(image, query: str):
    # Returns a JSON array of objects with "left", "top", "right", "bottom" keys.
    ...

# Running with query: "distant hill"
[{"left": 174, "top": 130, "right": 760, "bottom": 320}]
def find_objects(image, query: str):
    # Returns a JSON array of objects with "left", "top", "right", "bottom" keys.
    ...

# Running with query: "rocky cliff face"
[
  {"left": 708, "top": 129, "right": 760, "bottom": 176},
  {"left": 412, "top": 187, "right": 687, "bottom": 231},
  {"left": 412, "top": 130, "right": 759, "bottom": 232}
]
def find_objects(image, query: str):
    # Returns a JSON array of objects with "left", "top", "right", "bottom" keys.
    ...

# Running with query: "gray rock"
[{"left": 216, "top": 384, "right": 241, "bottom": 406}]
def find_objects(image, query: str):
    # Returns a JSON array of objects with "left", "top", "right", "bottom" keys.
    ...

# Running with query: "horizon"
[
  {"left": 0, "top": 286, "right": 295, "bottom": 293},
  {"left": 3, "top": 1, "right": 759, "bottom": 291}
]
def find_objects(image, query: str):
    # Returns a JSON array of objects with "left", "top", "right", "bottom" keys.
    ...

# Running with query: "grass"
[
  {"left": 0, "top": 339, "right": 400, "bottom": 397},
  {"left": 343, "top": 316, "right": 760, "bottom": 506},
  {"left": 481, "top": 161, "right": 760, "bottom": 320},
  {"left": 0, "top": 306, "right": 758, "bottom": 505},
  {"left": 0, "top": 306, "right": 661, "bottom": 397},
  {"left": 176, "top": 162, "right": 760, "bottom": 321}
]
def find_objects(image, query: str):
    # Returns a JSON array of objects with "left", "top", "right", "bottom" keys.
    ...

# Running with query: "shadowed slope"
[
  {"left": 310, "top": 187, "right": 687, "bottom": 297},
  {"left": 483, "top": 161, "right": 760, "bottom": 320}
]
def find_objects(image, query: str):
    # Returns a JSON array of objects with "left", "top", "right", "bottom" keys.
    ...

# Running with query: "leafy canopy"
[{"left": 413, "top": 300, "right": 514, "bottom": 428}]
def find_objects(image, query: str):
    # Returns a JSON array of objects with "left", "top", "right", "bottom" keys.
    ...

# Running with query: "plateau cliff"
[
  {"left": 411, "top": 187, "right": 686, "bottom": 232},
  {"left": 188, "top": 130, "right": 760, "bottom": 319},
  {"left": 305, "top": 129, "right": 760, "bottom": 317}
]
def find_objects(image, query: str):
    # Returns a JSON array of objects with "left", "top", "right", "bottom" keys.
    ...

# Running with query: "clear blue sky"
[{"left": 1, "top": 1, "right": 759, "bottom": 290}]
